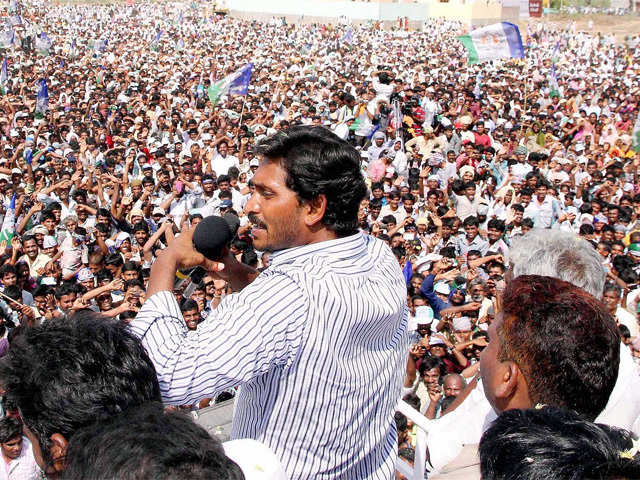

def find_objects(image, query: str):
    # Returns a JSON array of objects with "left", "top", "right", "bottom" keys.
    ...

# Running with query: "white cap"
[
  {"left": 414, "top": 305, "right": 434, "bottom": 324},
  {"left": 223, "top": 439, "right": 287, "bottom": 480},
  {"left": 434, "top": 282, "right": 451, "bottom": 296},
  {"left": 453, "top": 316, "right": 472, "bottom": 332},
  {"left": 43, "top": 235, "right": 57, "bottom": 248}
]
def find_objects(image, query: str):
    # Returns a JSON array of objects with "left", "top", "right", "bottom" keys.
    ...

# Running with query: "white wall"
[{"left": 226, "top": 0, "right": 431, "bottom": 21}]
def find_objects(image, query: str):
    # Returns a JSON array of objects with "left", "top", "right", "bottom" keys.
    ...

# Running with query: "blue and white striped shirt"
[{"left": 131, "top": 232, "right": 409, "bottom": 479}]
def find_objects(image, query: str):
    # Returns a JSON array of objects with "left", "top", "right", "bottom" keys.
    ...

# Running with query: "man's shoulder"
[{"left": 429, "top": 444, "right": 481, "bottom": 480}]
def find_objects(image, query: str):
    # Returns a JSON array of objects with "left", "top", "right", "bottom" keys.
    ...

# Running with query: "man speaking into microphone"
[{"left": 131, "top": 126, "right": 409, "bottom": 479}]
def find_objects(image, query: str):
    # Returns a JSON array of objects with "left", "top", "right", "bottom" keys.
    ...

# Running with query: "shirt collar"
[{"left": 270, "top": 232, "right": 367, "bottom": 268}]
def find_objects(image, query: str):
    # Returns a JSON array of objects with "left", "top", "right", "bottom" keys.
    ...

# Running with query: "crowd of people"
[{"left": 0, "top": 0, "right": 636, "bottom": 477}]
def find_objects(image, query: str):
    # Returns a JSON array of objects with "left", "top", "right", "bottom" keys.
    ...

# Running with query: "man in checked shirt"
[{"left": 131, "top": 125, "right": 410, "bottom": 480}]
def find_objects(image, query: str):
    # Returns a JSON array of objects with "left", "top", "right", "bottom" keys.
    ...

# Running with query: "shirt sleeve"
[
  {"left": 129, "top": 270, "right": 308, "bottom": 405},
  {"left": 420, "top": 274, "right": 446, "bottom": 318}
]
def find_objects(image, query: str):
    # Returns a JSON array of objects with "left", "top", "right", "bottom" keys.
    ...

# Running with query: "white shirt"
[
  {"left": 0, "top": 437, "right": 41, "bottom": 480},
  {"left": 131, "top": 233, "right": 410, "bottom": 479},
  {"left": 616, "top": 306, "right": 639, "bottom": 338},
  {"left": 210, "top": 154, "right": 239, "bottom": 176},
  {"left": 426, "top": 344, "right": 640, "bottom": 473}
]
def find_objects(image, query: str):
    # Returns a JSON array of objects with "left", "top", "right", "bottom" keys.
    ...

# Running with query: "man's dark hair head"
[
  {"left": 180, "top": 299, "right": 199, "bottom": 313},
  {"left": 0, "top": 416, "right": 22, "bottom": 444},
  {"left": 105, "top": 252, "right": 124, "bottom": 267},
  {"left": 463, "top": 216, "right": 479, "bottom": 228},
  {"left": 521, "top": 218, "right": 535, "bottom": 228},
  {"left": 122, "top": 261, "right": 141, "bottom": 274},
  {"left": 487, "top": 219, "right": 506, "bottom": 232},
  {"left": 61, "top": 403, "right": 244, "bottom": 480},
  {"left": 132, "top": 221, "right": 149, "bottom": 234},
  {"left": 0, "top": 312, "right": 161, "bottom": 468},
  {"left": 256, "top": 126, "right": 367, "bottom": 237},
  {"left": 96, "top": 269, "right": 113, "bottom": 284},
  {"left": 418, "top": 355, "right": 444, "bottom": 378},
  {"left": 54, "top": 282, "right": 77, "bottom": 300},
  {"left": 0, "top": 264, "right": 16, "bottom": 278},
  {"left": 480, "top": 407, "right": 640, "bottom": 480},
  {"left": 500, "top": 275, "right": 619, "bottom": 420}
]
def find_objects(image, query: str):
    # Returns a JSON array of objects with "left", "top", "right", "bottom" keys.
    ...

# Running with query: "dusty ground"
[{"left": 520, "top": 13, "right": 640, "bottom": 39}]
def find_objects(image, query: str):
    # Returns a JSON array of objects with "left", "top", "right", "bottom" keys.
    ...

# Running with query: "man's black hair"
[
  {"left": 46, "top": 202, "right": 62, "bottom": 212},
  {"left": 480, "top": 407, "right": 640, "bottom": 480},
  {"left": 501, "top": 276, "right": 619, "bottom": 421},
  {"left": 218, "top": 189, "right": 232, "bottom": 201},
  {"left": 180, "top": 299, "right": 199, "bottom": 313},
  {"left": 463, "top": 216, "right": 479, "bottom": 228},
  {"left": 96, "top": 208, "right": 111, "bottom": 219},
  {"left": 122, "top": 261, "right": 141, "bottom": 273},
  {"left": 132, "top": 221, "right": 149, "bottom": 234},
  {"left": 105, "top": 252, "right": 124, "bottom": 268},
  {"left": 519, "top": 187, "right": 533, "bottom": 197},
  {"left": 579, "top": 223, "right": 595, "bottom": 235},
  {"left": 33, "top": 285, "right": 52, "bottom": 298},
  {"left": 0, "top": 417, "right": 22, "bottom": 444},
  {"left": 3, "top": 285, "right": 20, "bottom": 303},
  {"left": 54, "top": 282, "right": 77, "bottom": 300},
  {"left": 487, "top": 219, "right": 506, "bottom": 232},
  {"left": 125, "top": 279, "right": 144, "bottom": 291},
  {"left": 94, "top": 223, "right": 110, "bottom": 235},
  {"left": 381, "top": 215, "right": 397, "bottom": 226},
  {"left": 96, "top": 269, "right": 114, "bottom": 283},
  {"left": 60, "top": 403, "right": 244, "bottom": 480},
  {"left": 217, "top": 174, "right": 230, "bottom": 184},
  {"left": 418, "top": 356, "right": 444, "bottom": 378},
  {"left": 241, "top": 249, "right": 258, "bottom": 267},
  {"left": 522, "top": 218, "right": 535, "bottom": 228},
  {"left": 256, "top": 126, "right": 367, "bottom": 237},
  {"left": 0, "top": 264, "right": 15, "bottom": 278},
  {"left": 0, "top": 312, "right": 160, "bottom": 468}
]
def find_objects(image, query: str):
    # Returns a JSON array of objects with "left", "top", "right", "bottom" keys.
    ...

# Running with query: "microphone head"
[{"left": 192, "top": 215, "right": 233, "bottom": 261}]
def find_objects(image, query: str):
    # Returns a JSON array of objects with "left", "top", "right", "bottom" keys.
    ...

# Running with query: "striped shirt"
[{"left": 131, "top": 232, "right": 409, "bottom": 479}]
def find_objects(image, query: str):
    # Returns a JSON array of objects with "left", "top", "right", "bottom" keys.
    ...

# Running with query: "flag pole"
[
  {"left": 521, "top": 55, "right": 529, "bottom": 135},
  {"left": 238, "top": 99, "right": 246, "bottom": 127}
]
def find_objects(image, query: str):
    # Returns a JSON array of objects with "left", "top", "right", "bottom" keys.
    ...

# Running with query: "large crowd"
[{"left": 0, "top": 0, "right": 637, "bottom": 477}]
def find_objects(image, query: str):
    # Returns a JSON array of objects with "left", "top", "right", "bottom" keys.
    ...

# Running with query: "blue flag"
[
  {"left": 35, "top": 78, "right": 48, "bottom": 117},
  {"left": 402, "top": 260, "right": 412, "bottom": 285},
  {"left": 176, "top": 38, "right": 185, "bottom": 50},
  {"left": 550, "top": 41, "right": 561, "bottom": 97},
  {"left": 0, "top": 30, "right": 14, "bottom": 48},
  {"left": 0, "top": 193, "right": 16, "bottom": 242},
  {"left": 343, "top": 28, "right": 353, "bottom": 45},
  {"left": 25, "top": 148, "right": 32, "bottom": 165},
  {"left": 69, "top": 38, "right": 76, "bottom": 58},
  {"left": 9, "top": 15, "right": 21, "bottom": 26},
  {"left": 0, "top": 58, "right": 7, "bottom": 95},
  {"left": 151, "top": 31, "right": 162, "bottom": 50},
  {"left": 35, "top": 32, "right": 51, "bottom": 55},
  {"left": 207, "top": 63, "right": 253, "bottom": 106},
  {"left": 177, "top": 11, "right": 183, "bottom": 24},
  {"left": 93, "top": 38, "right": 107, "bottom": 52}
]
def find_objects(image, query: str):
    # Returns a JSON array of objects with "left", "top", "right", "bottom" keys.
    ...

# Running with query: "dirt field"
[{"left": 520, "top": 13, "right": 640, "bottom": 39}]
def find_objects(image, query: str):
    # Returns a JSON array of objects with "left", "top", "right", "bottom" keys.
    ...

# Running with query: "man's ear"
[
  {"left": 304, "top": 194, "right": 327, "bottom": 229},
  {"left": 493, "top": 361, "right": 522, "bottom": 406},
  {"left": 49, "top": 433, "right": 68, "bottom": 473}
]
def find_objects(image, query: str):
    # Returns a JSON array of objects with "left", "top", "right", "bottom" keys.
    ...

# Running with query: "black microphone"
[{"left": 192, "top": 215, "right": 233, "bottom": 261}]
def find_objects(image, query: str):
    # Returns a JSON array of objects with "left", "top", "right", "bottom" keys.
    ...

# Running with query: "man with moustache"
[{"left": 131, "top": 126, "right": 410, "bottom": 480}]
